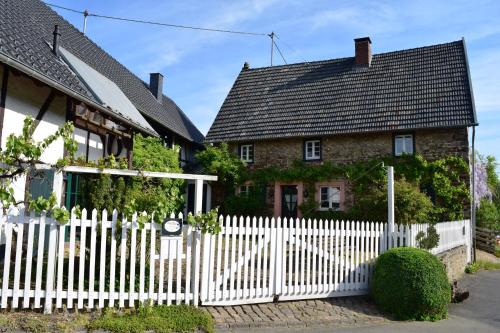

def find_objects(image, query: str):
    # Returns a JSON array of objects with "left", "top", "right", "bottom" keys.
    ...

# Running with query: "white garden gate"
[
  {"left": 0, "top": 206, "right": 471, "bottom": 312},
  {"left": 199, "top": 216, "right": 391, "bottom": 305}
]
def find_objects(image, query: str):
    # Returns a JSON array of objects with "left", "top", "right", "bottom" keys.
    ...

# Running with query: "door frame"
[{"left": 273, "top": 181, "right": 304, "bottom": 218}]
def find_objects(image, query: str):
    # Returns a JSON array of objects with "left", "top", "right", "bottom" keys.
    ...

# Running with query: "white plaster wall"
[{"left": 2, "top": 72, "right": 66, "bottom": 202}]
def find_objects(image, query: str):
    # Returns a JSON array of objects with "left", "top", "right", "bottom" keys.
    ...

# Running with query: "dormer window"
[
  {"left": 239, "top": 143, "right": 254, "bottom": 163},
  {"left": 304, "top": 139, "right": 321, "bottom": 161},
  {"left": 394, "top": 134, "right": 414, "bottom": 156}
]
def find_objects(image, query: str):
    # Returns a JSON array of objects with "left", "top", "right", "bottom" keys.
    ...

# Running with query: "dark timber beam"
[
  {"left": 0, "top": 65, "right": 10, "bottom": 147},
  {"left": 30, "top": 90, "right": 56, "bottom": 134}
]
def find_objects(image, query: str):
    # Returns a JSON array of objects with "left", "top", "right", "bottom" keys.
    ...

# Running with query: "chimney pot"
[
  {"left": 52, "top": 25, "right": 61, "bottom": 56},
  {"left": 354, "top": 37, "right": 372, "bottom": 66},
  {"left": 149, "top": 73, "right": 163, "bottom": 103}
]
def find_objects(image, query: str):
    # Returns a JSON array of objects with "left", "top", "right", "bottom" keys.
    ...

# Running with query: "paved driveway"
[{"left": 224, "top": 270, "right": 500, "bottom": 333}]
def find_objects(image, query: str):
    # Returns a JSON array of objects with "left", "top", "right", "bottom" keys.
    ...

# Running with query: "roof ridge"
[
  {"left": 243, "top": 39, "right": 464, "bottom": 72},
  {"left": 373, "top": 39, "right": 463, "bottom": 57}
]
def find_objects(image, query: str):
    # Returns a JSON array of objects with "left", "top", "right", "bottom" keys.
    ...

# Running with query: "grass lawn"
[
  {"left": 465, "top": 260, "right": 500, "bottom": 274},
  {"left": 0, "top": 311, "right": 89, "bottom": 333},
  {"left": 89, "top": 304, "right": 214, "bottom": 333},
  {"left": 0, "top": 305, "right": 213, "bottom": 333}
]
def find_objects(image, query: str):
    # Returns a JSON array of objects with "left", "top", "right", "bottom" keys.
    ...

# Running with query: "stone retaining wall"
[{"left": 437, "top": 245, "right": 468, "bottom": 281}]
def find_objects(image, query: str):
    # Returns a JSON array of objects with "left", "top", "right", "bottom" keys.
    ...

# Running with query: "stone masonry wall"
[
  {"left": 230, "top": 128, "right": 469, "bottom": 169},
  {"left": 227, "top": 128, "right": 470, "bottom": 217},
  {"left": 437, "top": 245, "right": 468, "bottom": 281}
]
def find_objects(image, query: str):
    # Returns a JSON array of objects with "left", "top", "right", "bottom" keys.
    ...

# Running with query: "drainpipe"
[{"left": 471, "top": 126, "right": 476, "bottom": 262}]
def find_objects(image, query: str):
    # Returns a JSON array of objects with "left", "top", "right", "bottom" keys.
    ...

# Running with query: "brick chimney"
[
  {"left": 149, "top": 73, "right": 163, "bottom": 103},
  {"left": 354, "top": 37, "right": 372, "bottom": 66}
]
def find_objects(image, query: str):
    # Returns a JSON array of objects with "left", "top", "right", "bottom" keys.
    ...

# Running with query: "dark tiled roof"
[
  {"left": 0, "top": 0, "right": 204, "bottom": 143},
  {"left": 205, "top": 40, "right": 476, "bottom": 143}
]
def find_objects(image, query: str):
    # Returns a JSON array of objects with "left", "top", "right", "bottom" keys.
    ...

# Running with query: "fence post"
[
  {"left": 193, "top": 178, "right": 204, "bottom": 306},
  {"left": 44, "top": 220, "right": 58, "bottom": 314},
  {"left": 387, "top": 166, "right": 395, "bottom": 249}
]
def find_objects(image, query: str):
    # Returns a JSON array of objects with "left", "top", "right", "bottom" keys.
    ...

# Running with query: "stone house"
[
  {"left": 0, "top": 0, "right": 206, "bottom": 208},
  {"left": 205, "top": 37, "right": 478, "bottom": 218}
]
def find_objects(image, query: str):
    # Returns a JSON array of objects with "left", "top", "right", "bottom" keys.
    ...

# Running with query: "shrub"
[
  {"left": 372, "top": 247, "right": 450, "bottom": 321},
  {"left": 349, "top": 178, "right": 435, "bottom": 225},
  {"left": 476, "top": 198, "right": 500, "bottom": 231},
  {"left": 195, "top": 143, "right": 245, "bottom": 187}
]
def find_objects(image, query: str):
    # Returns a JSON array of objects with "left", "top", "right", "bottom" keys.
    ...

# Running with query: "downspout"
[
  {"left": 463, "top": 37, "right": 479, "bottom": 262},
  {"left": 471, "top": 126, "right": 476, "bottom": 262}
]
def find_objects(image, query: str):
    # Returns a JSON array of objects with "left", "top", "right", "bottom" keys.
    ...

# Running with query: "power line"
[
  {"left": 44, "top": 2, "right": 82, "bottom": 15},
  {"left": 44, "top": 2, "right": 309, "bottom": 67},
  {"left": 44, "top": 2, "right": 268, "bottom": 36},
  {"left": 273, "top": 40, "right": 287, "bottom": 65},
  {"left": 275, "top": 33, "right": 309, "bottom": 64}
]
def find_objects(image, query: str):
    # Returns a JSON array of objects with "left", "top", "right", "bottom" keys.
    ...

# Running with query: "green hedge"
[{"left": 372, "top": 247, "right": 450, "bottom": 321}]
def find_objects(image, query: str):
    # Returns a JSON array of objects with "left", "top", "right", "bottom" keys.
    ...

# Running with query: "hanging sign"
[
  {"left": 160, "top": 218, "right": 183, "bottom": 259},
  {"left": 162, "top": 218, "right": 183, "bottom": 237}
]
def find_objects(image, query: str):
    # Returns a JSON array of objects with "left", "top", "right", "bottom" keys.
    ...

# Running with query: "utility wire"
[
  {"left": 275, "top": 33, "right": 309, "bottom": 64},
  {"left": 44, "top": 2, "right": 82, "bottom": 14},
  {"left": 273, "top": 40, "right": 287, "bottom": 65},
  {"left": 44, "top": 2, "right": 268, "bottom": 36}
]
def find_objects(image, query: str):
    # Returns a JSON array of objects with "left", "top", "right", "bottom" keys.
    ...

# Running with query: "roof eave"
[
  {"left": 139, "top": 111, "right": 204, "bottom": 145},
  {"left": 0, "top": 52, "right": 158, "bottom": 137},
  {"left": 461, "top": 37, "right": 479, "bottom": 126},
  {"left": 204, "top": 123, "right": 475, "bottom": 143}
]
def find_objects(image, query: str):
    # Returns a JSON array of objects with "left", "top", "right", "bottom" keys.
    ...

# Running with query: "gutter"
[{"left": 0, "top": 52, "right": 158, "bottom": 137}]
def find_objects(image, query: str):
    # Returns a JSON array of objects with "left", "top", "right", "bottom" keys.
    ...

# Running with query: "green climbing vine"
[
  {"left": 0, "top": 116, "right": 77, "bottom": 223},
  {"left": 76, "top": 133, "right": 185, "bottom": 225},
  {"left": 198, "top": 146, "right": 470, "bottom": 226}
]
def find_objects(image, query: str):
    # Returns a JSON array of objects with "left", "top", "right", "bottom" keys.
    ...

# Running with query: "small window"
[
  {"left": 319, "top": 186, "right": 341, "bottom": 211},
  {"left": 304, "top": 140, "right": 321, "bottom": 160},
  {"left": 239, "top": 185, "right": 253, "bottom": 197},
  {"left": 239, "top": 144, "right": 254, "bottom": 163},
  {"left": 394, "top": 134, "right": 414, "bottom": 156}
]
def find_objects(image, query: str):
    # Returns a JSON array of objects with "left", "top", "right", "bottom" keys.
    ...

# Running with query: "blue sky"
[{"left": 49, "top": 0, "right": 500, "bottom": 164}]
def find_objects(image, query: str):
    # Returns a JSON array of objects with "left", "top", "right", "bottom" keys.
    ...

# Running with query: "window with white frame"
[
  {"left": 239, "top": 185, "right": 253, "bottom": 196},
  {"left": 394, "top": 134, "right": 414, "bottom": 156},
  {"left": 304, "top": 140, "right": 321, "bottom": 160},
  {"left": 239, "top": 144, "right": 254, "bottom": 163},
  {"left": 319, "top": 186, "right": 341, "bottom": 211}
]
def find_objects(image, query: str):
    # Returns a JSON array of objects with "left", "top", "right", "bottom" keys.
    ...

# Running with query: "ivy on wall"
[
  {"left": 198, "top": 146, "right": 470, "bottom": 224},
  {"left": 76, "top": 134, "right": 185, "bottom": 224}
]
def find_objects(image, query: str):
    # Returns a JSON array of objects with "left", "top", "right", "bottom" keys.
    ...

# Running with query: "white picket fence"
[
  {"left": 0, "top": 205, "right": 200, "bottom": 313},
  {"left": 411, "top": 220, "right": 472, "bottom": 261},
  {"left": 0, "top": 206, "right": 471, "bottom": 312},
  {"left": 199, "top": 217, "right": 471, "bottom": 305}
]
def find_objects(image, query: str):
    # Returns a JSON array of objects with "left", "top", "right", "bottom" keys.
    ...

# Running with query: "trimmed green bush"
[{"left": 372, "top": 247, "right": 450, "bottom": 321}]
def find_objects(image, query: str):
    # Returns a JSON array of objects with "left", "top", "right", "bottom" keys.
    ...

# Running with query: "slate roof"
[
  {"left": 0, "top": 0, "right": 204, "bottom": 143},
  {"left": 205, "top": 40, "right": 476, "bottom": 143}
]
